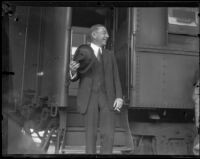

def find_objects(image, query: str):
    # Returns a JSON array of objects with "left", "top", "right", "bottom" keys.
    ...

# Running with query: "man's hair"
[{"left": 88, "top": 24, "right": 105, "bottom": 42}]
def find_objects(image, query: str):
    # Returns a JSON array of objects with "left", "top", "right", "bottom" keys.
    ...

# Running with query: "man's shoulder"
[
  {"left": 76, "top": 44, "right": 94, "bottom": 54},
  {"left": 78, "top": 44, "right": 91, "bottom": 48},
  {"left": 103, "top": 49, "right": 114, "bottom": 54}
]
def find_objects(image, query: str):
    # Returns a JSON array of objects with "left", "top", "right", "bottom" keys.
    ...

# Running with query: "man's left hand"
[{"left": 113, "top": 98, "right": 123, "bottom": 112}]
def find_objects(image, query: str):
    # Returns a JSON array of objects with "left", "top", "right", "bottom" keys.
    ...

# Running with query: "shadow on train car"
[{"left": 2, "top": 2, "right": 45, "bottom": 155}]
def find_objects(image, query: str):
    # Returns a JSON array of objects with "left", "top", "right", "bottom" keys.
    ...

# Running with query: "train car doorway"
[
  {"left": 3, "top": 5, "right": 132, "bottom": 154},
  {"left": 66, "top": 7, "right": 131, "bottom": 150}
]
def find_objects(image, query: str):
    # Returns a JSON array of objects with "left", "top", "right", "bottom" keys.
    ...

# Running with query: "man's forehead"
[
  {"left": 92, "top": 26, "right": 107, "bottom": 33},
  {"left": 97, "top": 26, "right": 106, "bottom": 31}
]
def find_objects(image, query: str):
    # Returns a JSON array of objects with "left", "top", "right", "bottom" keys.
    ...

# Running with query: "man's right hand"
[{"left": 70, "top": 60, "right": 80, "bottom": 73}]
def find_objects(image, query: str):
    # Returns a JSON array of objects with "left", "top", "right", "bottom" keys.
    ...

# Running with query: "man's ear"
[{"left": 91, "top": 31, "right": 96, "bottom": 39}]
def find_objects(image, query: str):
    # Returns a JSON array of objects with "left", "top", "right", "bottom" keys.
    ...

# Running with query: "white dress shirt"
[{"left": 90, "top": 43, "right": 102, "bottom": 57}]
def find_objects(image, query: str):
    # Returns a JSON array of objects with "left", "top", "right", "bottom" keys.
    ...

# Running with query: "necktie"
[{"left": 97, "top": 48, "right": 102, "bottom": 62}]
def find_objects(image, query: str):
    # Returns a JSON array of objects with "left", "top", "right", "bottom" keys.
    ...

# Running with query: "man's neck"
[{"left": 91, "top": 42, "right": 102, "bottom": 48}]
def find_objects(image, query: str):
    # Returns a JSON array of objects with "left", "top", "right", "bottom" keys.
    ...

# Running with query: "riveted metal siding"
[{"left": 132, "top": 49, "right": 198, "bottom": 108}]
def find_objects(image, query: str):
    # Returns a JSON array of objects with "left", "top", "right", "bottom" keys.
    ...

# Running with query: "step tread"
[
  {"left": 67, "top": 127, "right": 126, "bottom": 132},
  {"left": 61, "top": 145, "right": 130, "bottom": 154}
]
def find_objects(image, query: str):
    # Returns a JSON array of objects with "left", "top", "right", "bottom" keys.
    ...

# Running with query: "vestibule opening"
[{"left": 71, "top": 7, "right": 114, "bottom": 50}]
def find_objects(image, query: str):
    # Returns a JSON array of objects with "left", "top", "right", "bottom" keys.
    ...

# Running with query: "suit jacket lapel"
[{"left": 102, "top": 49, "right": 108, "bottom": 70}]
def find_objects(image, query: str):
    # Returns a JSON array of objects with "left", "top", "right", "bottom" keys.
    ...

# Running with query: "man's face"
[{"left": 92, "top": 27, "right": 109, "bottom": 47}]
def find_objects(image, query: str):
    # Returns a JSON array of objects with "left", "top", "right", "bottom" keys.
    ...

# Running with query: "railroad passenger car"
[{"left": 2, "top": 2, "right": 199, "bottom": 155}]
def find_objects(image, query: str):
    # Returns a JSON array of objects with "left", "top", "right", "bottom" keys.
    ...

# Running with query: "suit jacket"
[{"left": 71, "top": 45, "right": 122, "bottom": 114}]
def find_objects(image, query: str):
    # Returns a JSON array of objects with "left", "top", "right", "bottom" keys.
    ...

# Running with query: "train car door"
[
  {"left": 65, "top": 7, "right": 129, "bottom": 148},
  {"left": 65, "top": 26, "right": 90, "bottom": 146},
  {"left": 113, "top": 8, "right": 132, "bottom": 104}
]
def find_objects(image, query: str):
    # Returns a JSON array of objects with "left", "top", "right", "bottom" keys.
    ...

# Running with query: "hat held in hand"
[{"left": 73, "top": 44, "right": 95, "bottom": 74}]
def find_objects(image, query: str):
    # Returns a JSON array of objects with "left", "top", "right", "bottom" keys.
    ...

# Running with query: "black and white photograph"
[{"left": 2, "top": 1, "right": 199, "bottom": 157}]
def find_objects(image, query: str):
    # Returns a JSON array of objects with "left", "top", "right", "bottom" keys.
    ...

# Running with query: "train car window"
[
  {"left": 168, "top": 8, "right": 199, "bottom": 36},
  {"left": 167, "top": 7, "right": 199, "bottom": 51}
]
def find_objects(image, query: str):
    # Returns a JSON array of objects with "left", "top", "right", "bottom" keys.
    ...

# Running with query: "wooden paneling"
[{"left": 64, "top": 127, "right": 126, "bottom": 146}]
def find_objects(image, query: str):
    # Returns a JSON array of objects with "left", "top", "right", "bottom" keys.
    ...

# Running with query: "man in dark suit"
[{"left": 69, "top": 24, "right": 123, "bottom": 154}]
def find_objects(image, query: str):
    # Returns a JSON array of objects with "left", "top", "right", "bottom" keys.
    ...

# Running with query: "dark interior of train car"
[
  {"left": 72, "top": 7, "right": 108, "bottom": 27},
  {"left": 72, "top": 7, "right": 114, "bottom": 50}
]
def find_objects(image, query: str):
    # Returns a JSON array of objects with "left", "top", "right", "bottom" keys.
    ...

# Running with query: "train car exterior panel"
[
  {"left": 39, "top": 7, "right": 71, "bottom": 107},
  {"left": 168, "top": 34, "right": 199, "bottom": 51},
  {"left": 128, "top": 7, "right": 199, "bottom": 109},
  {"left": 132, "top": 50, "right": 198, "bottom": 108},
  {"left": 8, "top": 6, "right": 34, "bottom": 106},
  {"left": 136, "top": 8, "right": 167, "bottom": 46}
]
